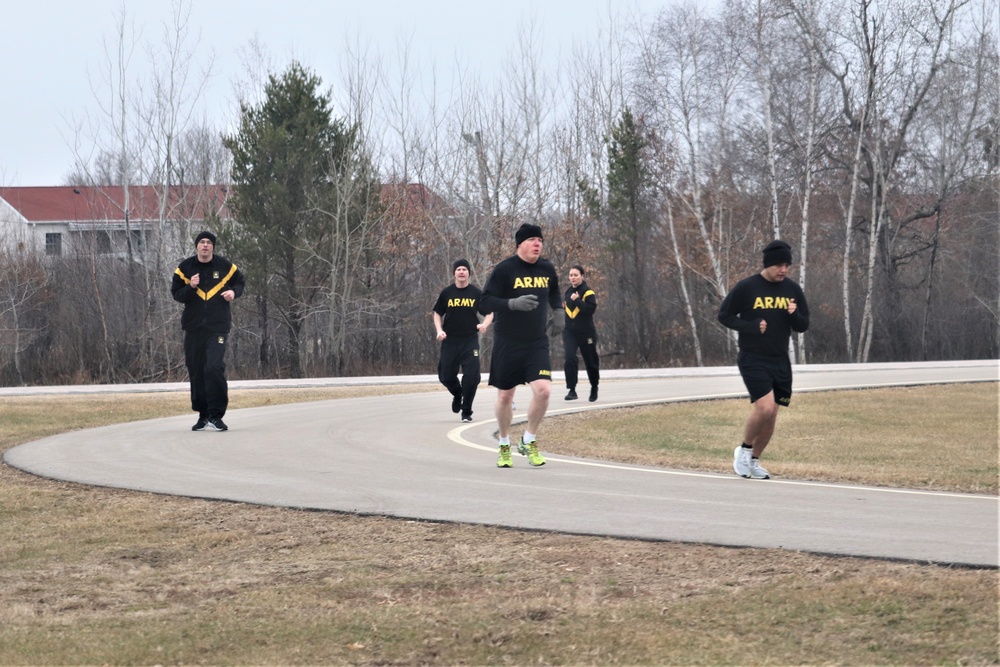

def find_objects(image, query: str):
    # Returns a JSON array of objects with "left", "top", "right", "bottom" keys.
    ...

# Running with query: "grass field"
[{"left": 0, "top": 382, "right": 996, "bottom": 665}]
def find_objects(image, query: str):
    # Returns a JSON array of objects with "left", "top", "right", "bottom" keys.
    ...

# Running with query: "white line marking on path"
[{"left": 447, "top": 388, "right": 998, "bottom": 502}]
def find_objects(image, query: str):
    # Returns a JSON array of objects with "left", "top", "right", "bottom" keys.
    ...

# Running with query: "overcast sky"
[{"left": 0, "top": 0, "right": 696, "bottom": 187}]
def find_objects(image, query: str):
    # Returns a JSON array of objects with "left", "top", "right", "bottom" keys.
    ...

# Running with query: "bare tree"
[
  {"left": 734, "top": 0, "right": 837, "bottom": 363},
  {"left": 632, "top": 2, "right": 745, "bottom": 366},
  {"left": 785, "top": 0, "right": 829, "bottom": 363},
  {"left": 61, "top": 0, "right": 217, "bottom": 382},
  {"left": 0, "top": 250, "right": 50, "bottom": 384},
  {"left": 906, "top": 13, "right": 995, "bottom": 358},
  {"left": 788, "top": 0, "right": 978, "bottom": 360},
  {"left": 643, "top": 4, "right": 741, "bottom": 299}
]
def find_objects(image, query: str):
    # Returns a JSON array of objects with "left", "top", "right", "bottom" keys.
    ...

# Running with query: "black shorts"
[
  {"left": 488, "top": 335, "right": 552, "bottom": 390},
  {"left": 737, "top": 351, "right": 793, "bottom": 405}
]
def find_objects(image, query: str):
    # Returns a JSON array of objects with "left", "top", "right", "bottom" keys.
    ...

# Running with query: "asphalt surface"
[{"left": 4, "top": 361, "right": 998, "bottom": 567}]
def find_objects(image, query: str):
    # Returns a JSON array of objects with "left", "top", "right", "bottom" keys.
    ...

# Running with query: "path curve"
[{"left": 4, "top": 361, "right": 997, "bottom": 567}]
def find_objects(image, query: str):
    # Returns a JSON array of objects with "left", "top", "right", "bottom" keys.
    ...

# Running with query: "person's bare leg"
[
  {"left": 743, "top": 390, "right": 779, "bottom": 458},
  {"left": 495, "top": 388, "right": 516, "bottom": 440},
  {"left": 524, "top": 378, "right": 551, "bottom": 436}
]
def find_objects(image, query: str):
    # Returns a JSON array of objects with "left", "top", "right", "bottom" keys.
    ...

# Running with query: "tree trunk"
[{"left": 664, "top": 196, "right": 703, "bottom": 365}]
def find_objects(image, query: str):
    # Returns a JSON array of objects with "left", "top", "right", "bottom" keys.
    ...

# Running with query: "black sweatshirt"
[
  {"left": 717, "top": 273, "right": 809, "bottom": 357},
  {"left": 479, "top": 255, "right": 561, "bottom": 342}
]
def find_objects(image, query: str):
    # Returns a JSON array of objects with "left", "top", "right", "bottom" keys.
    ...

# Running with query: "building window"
[
  {"left": 97, "top": 231, "right": 111, "bottom": 254},
  {"left": 131, "top": 229, "right": 145, "bottom": 251},
  {"left": 45, "top": 233, "right": 62, "bottom": 256}
]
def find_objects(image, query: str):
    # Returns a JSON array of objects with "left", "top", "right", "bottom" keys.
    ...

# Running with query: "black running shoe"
[
  {"left": 205, "top": 417, "right": 228, "bottom": 431},
  {"left": 461, "top": 413, "right": 473, "bottom": 423},
  {"left": 589, "top": 387, "right": 598, "bottom": 402},
  {"left": 451, "top": 395, "right": 462, "bottom": 413},
  {"left": 192, "top": 417, "right": 208, "bottom": 432},
  {"left": 565, "top": 389, "right": 578, "bottom": 400}
]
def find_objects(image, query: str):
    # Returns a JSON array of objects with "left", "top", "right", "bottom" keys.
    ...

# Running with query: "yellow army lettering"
[
  {"left": 513, "top": 276, "right": 550, "bottom": 289},
  {"left": 753, "top": 296, "right": 791, "bottom": 310},
  {"left": 447, "top": 297, "right": 477, "bottom": 308}
]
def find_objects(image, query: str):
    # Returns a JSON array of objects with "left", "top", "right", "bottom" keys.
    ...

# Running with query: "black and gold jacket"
[
  {"left": 171, "top": 254, "right": 246, "bottom": 333},
  {"left": 563, "top": 281, "right": 597, "bottom": 337}
]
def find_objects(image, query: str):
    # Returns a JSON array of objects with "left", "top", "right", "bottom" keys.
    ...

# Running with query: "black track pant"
[
  {"left": 438, "top": 334, "right": 481, "bottom": 416},
  {"left": 184, "top": 329, "right": 229, "bottom": 419},
  {"left": 563, "top": 329, "right": 600, "bottom": 391}
]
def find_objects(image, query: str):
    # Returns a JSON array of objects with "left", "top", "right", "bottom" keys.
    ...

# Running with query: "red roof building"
[
  {"left": 0, "top": 182, "right": 454, "bottom": 261},
  {"left": 0, "top": 184, "right": 230, "bottom": 260}
]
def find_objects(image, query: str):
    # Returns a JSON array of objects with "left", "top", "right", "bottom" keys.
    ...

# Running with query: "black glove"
[{"left": 508, "top": 294, "right": 539, "bottom": 311}]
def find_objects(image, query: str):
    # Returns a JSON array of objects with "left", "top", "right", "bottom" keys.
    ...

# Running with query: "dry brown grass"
[
  {"left": 0, "top": 382, "right": 996, "bottom": 666},
  {"left": 541, "top": 383, "right": 998, "bottom": 494}
]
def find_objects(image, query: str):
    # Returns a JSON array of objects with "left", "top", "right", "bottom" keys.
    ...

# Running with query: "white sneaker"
[
  {"left": 733, "top": 446, "right": 752, "bottom": 478},
  {"left": 750, "top": 459, "right": 770, "bottom": 479}
]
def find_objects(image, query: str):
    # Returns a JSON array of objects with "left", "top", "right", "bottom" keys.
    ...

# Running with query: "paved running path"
[{"left": 4, "top": 361, "right": 997, "bottom": 567}]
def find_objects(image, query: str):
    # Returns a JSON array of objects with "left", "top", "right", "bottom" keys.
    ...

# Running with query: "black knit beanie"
[
  {"left": 515, "top": 223, "right": 543, "bottom": 246},
  {"left": 453, "top": 258, "right": 471, "bottom": 273},
  {"left": 762, "top": 240, "right": 792, "bottom": 267},
  {"left": 195, "top": 231, "right": 216, "bottom": 246}
]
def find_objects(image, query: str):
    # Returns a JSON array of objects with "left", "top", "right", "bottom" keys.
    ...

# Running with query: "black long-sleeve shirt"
[
  {"left": 479, "top": 255, "right": 561, "bottom": 342},
  {"left": 717, "top": 273, "right": 809, "bottom": 358}
]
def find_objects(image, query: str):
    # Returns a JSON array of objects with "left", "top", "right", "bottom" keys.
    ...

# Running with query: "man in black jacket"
[
  {"left": 171, "top": 231, "right": 246, "bottom": 432},
  {"left": 717, "top": 239, "right": 809, "bottom": 480}
]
